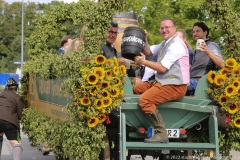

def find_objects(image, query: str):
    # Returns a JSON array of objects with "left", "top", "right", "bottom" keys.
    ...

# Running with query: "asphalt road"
[{"left": 2, "top": 128, "right": 240, "bottom": 160}]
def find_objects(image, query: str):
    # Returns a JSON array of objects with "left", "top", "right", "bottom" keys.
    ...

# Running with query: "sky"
[{"left": 5, "top": 0, "right": 79, "bottom": 4}]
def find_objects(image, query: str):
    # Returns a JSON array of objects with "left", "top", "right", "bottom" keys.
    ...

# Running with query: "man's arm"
[{"left": 206, "top": 50, "right": 225, "bottom": 68}]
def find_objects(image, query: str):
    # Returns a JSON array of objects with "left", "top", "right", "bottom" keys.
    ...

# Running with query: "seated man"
[
  {"left": 186, "top": 22, "right": 225, "bottom": 95},
  {"left": 133, "top": 18, "right": 189, "bottom": 143}
]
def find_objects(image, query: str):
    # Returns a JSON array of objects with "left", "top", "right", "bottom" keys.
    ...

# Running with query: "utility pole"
[{"left": 20, "top": 0, "right": 24, "bottom": 78}]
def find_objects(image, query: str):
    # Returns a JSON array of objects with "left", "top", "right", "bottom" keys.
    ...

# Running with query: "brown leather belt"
[{"left": 193, "top": 77, "right": 201, "bottom": 81}]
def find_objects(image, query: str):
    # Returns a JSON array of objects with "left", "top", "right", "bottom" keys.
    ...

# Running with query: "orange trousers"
[{"left": 133, "top": 82, "right": 187, "bottom": 114}]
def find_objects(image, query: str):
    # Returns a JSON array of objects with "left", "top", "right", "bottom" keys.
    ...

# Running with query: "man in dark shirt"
[
  {"left": 0, "top": 78, "right": 24, "bottom": 160},
  {"left": 102, "top": 21, "right": 126, "bottom": 65}
]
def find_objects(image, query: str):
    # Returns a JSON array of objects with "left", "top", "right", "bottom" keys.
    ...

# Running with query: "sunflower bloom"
[
  {"left": 225, "top": 85, "right": 237, "bottom": 97},
  {"left": 119, "top": 65, "right": 127, "bottom": 75},
  {"left": 227, "top": 103, "right": 239, "bottom": 114},
  {"left": 88, "top": 117, "right": 99, "bottom": 128},
  {"left": 233, "top": 118, "right": 240, "bottom": 128},
  {"left": 219, "top": 95, "right": 228, "bottom": 105},
  {"left": 110, "top": 87, "right": 120, "bottom": 97},
  {"left": 233, "top": 80, "right": 240, "bottom": 89},
  {"left": 113, "top": 56, "right": 118, "bottom": 66},
  {"left": 94, "top": 99, "right": 104, "bottom": 110},
  {"left": 87, "top": 73, "right": 99, "bottom": 85},
  {"left": 112, "top": 77, "right": 121, "bottom": 86},
  {"left": 95, "top": 55, "right": 106, "bottom": 65},
  {"left": 208, "top": 70, "right": 216, "bottom": 84},
  {"left": 94, "top": 67, "right": 105, "bottom": 79},
  {"left": 80, "top": 97, "right": 91, "bottom": 106},
  {"left": 219, "top": 68, "right": 230, "bottom": 76},
  {"left": 98, "top": 114, "right": 107, "bottom": 123},
  {"left": 105, "top": 70, "right": 113, "bottom": 78},
  {"left": 90, "top": 86, "right": 97, "bottom": 96},
  {"left": 101, "top": 82, "right": 110, "bottom": 88},
  {"left": 102, "top": 89, "right": 110, "bottom": 98},
  {"left": 226, "top": 58, "right": 237, "bottom": 68},
  {"left": 103, "top": 97, "right": 112, "bottom": 107},
  {"left": 232, "top": 67, "right": 240, "bottom": 75},
  {"left": 106, "top": 59, "right": 114, "bottom": 67},
  {"left": 214, "top": 74, "right": 226, "bottom": 86},
  {"left": 113, "top": 66, "right": 120, "bottom": 76},
  {"left": 120, "top": 89, "right": 124, "bottom": 95}
]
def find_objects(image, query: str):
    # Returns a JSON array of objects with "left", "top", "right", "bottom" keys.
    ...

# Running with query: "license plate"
[{"left": 166, "top": 129, "right": 179, "bottom": 138}]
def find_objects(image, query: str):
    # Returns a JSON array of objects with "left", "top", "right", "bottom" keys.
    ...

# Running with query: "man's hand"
[
  {"left": 134, "top": 53, "right": 145, "bottom": 65},
  {"left": 118, "top": 57, "right": 126, "bottom": 66}
]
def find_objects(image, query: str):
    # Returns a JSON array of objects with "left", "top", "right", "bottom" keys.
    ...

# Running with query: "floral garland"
[
  {"left": 207, "top": 58, "right": 240, "bottom": 128},
  {"left": 72, "top": 55, "right": 127, "bottom": 128}
]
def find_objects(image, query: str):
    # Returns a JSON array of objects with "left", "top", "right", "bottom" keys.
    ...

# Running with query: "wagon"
[
  {"left": 111, "top": 74, "right": 219, "bottom": 160},
  {"left": 27, "top": 74, "right": 219, "bottom": 160}
]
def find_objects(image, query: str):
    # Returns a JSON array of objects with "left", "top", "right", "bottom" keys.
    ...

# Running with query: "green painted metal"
[
  {"left": 120, "top": 74, "right": 220, "bottom": 160},
  {"left": 36, "top": 77, "right": 72, "bottom": 107}
]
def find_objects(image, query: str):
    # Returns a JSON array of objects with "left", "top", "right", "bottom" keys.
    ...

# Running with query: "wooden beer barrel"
[{"left": 113, "top": 12, "right": 139, "bottom": 55}]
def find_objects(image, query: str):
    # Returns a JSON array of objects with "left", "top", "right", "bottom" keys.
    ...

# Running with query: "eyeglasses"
[
  {"left": 160, "top": 26, "right": 174, "bottom": 31},
  {"left": 108, "top": 30, "right": 118, "bottom": 35}
]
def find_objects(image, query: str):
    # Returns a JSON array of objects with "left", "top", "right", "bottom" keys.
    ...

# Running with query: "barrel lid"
[{"left": 113, "top": 12, "right": 138, "bottom": 20}]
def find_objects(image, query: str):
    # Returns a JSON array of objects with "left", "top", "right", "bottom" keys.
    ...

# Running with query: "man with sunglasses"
[{"left": 0, "top": 78, "right": 24, "bottom": 160}]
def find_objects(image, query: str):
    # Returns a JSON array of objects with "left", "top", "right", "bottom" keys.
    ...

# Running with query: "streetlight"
[{"left": 20, "top": 0, "right": 24, "bottom": 78}]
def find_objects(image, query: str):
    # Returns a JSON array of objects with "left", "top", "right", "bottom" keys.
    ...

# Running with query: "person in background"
[
  {"left": 0, "top": 78, "right": 24, "bottom": 160},
  {"left": 101, "top": 21, "right": 126, "bottom": 66},
  {"left": 133, "top": 18, "right": 189, "bottom": 143},
  {"left": 67, "top": 38, "right": 81, "bottom": 52},
  {"left": 176, "top": 29, "right": 194, "bottom": 65},
  {"left": 186, "top": 22, "right": 225, "bottom": 95},
  {"left": 56, "top": 35, "right": 73, "bottom": 54}
]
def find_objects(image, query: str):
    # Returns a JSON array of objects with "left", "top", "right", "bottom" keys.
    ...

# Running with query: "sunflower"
[
  {"left": 112, "top": 77, "right": 121, "bottom": 86},
  {"left": 232, "top": 67, "right": 240, "bottom": 75},
  {"left": 208, "top": 70, "right": 216, "bottom": 84},
  {"left": 87, "top": 117, "right": 99, "bottom": 128},
  {"left": 233, "top": 117, "right": 240, "bottom": 128},
  {"left": 110, "top": 87, "right": 120, "bottom": 97},
  {"left": 214, "top": 74, "right": 226, "bottom": 86},
  {"left": 113, "top": 56, "right": 118, "bottom": 66},
  {"left": 94, "top": 99, "right": 104, "bottom": 110},
  {"left": 225, "top": 85, "right": 237, "bottom": 97},
  {"left": 87, "top": 73, "right": 99, "bottom": 85},
  {"left": 113, "top": 66, "right": 120, "bottom": 76},
  {"left": 90, "top": 86, "right": 98, "bottom": 96},
  {"left": 94, "top": 67, "right": 105, "bottom": 79},
  {"left": 101, "top": 82, "right": 110, "bottom": 88},
  {"left": 227, "top": 103, "right": 239, "bottom": 114},
  {"left": 120, "top": 89, "right": 124, "bottom": 95},
  {"left": 102, "top": 89, "right": 110, "bottom": 98},
  {"left": 98, "top": 114, "right": 107, "bottom": 123},
  {"left": 226, "top": 58, "right": 237, "bottom": 68},
  {"left": 80, "top": 97, "right": 91, "bottom": 106},
  {"left": 219, "top": 95, "right": 228, "bottom": 106},
  {"left": 233, "top": 80, "right": 240, "bottom": 89},
  {"left": 119, "top": 65, "right": 127, "bottom": 75},
  {"left": 95, "top": 55, "right": 106, "bottom": 65},
  {"left": 103, "top": 97, "right": 112, "bottom": 107},
  {"left": 105, "top": 70, "right": 113, "bottom": 78},
  {"left": 105, "top": 59, "right": 114, "bottom": 67},
  {"left": 219, "top": 68, "right": 230, "bottom": 76}
]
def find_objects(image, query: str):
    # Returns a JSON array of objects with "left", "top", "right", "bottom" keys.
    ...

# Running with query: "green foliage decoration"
[
  {"left": 20, "top": 0, "right": 126, "bottom": 159},
  {"left": 204, "top": 0, "right": 240, "bottom": 61}
]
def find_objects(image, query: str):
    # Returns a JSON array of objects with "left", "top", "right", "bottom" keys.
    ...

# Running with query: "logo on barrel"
[{"left": 122, "top": 36, "right": 145, "bottom": 47}]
